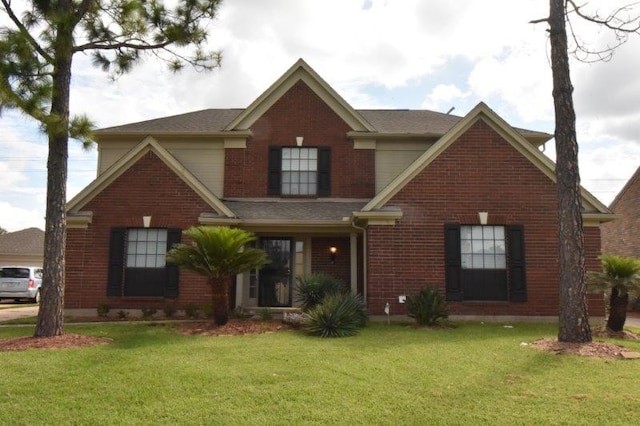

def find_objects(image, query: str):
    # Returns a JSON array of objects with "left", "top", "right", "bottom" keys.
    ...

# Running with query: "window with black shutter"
[
  {"left": 107, "top": 227, "right": 181, "bottom": 298},
  {"left": 444, "top": 224, "right": 526, "bottom": 302},
  {"left": 267, "top": 146, "right": 330, "bottom": 196}
]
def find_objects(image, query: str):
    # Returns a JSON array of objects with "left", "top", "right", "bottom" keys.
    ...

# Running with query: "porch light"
[
  {"left": 478, "top": 211, "right": 488, "bottom": 225},
  {"left": 143, "top": 215, "right": 152, "bottom": 228},
  {"left": 329, "top": 246, "right": 337, "bottom": 264},
  {"left": 296, "top": 136, "right": 304, "bottom": 146}
]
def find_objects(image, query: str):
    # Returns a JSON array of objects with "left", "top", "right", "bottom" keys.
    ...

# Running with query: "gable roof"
[
  {"left": 0, "top": 228, "right": 44, "bottom": 256},
  {"left": 363, "top": 102, "right": 611, "bottom": 217},
  {"left": 66, "top": 137, "right": 235, "bottom": 217},
  {"left": 96, "top": 109, "right": 244, "bottom": 134},
  {"left": 225, "top": 58, "right": 375, "bottom": 132},
  {"left": 609, "top": 165, "right": 640, "bottom": 210}
]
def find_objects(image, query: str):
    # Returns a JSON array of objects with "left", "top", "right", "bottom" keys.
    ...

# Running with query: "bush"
[
  {"left": 303, "top": 293, "right": 368, "bottom": 338},
  {"left": 259, "top": 307, "right": 273, "bottom": 320},
  {"left": 141, "top": 308, "right": 157, "bottom": 319},
  {"left": 295, "top": 273, "right": 347, "bottom": 312},
  {"left": 184, "top": 303, "right": 200, "bottom": 319},
  {"left": 97, "top": 303, "right": 110, "bottom": 317},
  {"left": 163, "top": 303, "right": 177, "bottom": 318},
  {"left": 406, "top": 286, "right": 449, "bottom": 326},
  {"left": 201, "top": 303, "right": 214, "bottom": 319},
  {"left": 117, "top": 310, "right": 129, "bottom": 320}
]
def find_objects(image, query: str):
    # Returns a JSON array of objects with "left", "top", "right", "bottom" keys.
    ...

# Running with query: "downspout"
[{"left": 350, "top": 217, "right": 367, "bottom": 303}]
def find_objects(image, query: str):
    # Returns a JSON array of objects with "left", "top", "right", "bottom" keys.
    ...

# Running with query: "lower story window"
[
  {"left": 445, "top": 224, "right": 526, "bottom": 302},
  {"left": 107, "top": 228, "right": 181, "bottom": 298}
]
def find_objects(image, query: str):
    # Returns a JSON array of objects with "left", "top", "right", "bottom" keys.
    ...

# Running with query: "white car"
[{"left": 0, "top": 266, "right": 43, "bottom": 303}]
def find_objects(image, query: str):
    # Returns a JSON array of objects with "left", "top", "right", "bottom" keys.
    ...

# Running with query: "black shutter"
[
  {"left": 107, "top": 228, "right": 126, "bottom": 297},
  {"left": 444, "top": 224, "right": 463, "bottom": 301},
  {"left": 164, "top": 228, "right": 182, "bottom": 298},
  {"left": 268, "top": 147, "right": 282, "bottom": 195},
  {"left": 507, "top": 225, "right": 527, "bottom": 302},
  {"left": 317, "top": 147, "right": 331, "bottom": 196}
]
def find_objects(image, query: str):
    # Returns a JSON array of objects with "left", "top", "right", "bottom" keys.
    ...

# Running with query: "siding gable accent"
[
  {"left": 66, "top": 136, "right": 235, "bottom": 218},
  {"left": 225, "top": 59, "right": 375, "bottom": 132},
  {"left": 362, "top": 103, "right": 611, "bottom": 221}
]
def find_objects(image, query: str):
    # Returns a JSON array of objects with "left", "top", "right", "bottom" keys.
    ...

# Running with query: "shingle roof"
[
  {"left": 96, "top": 107, "right": 548, "bottom": 141},
  {"left": 97, "top": 109, "right": 244, "bottom": 133},
  {"left": 0, "top": 228, "right": 45, "bottom": 255},
  {"left": 224, "top": 200, "right": 368, "bottom": 221}
]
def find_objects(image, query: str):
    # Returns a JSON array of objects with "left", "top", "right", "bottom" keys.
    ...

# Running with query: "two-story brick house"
[{"left": 65, "top": 59, "right": 612, "bottom": 318}]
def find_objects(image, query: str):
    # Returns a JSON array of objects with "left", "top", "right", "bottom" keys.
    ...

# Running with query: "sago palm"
[
  {"left": 587, "top": 254, "right": 640, "bottom": 332},
  {"left": 167, "top": 226, "right": 269, "bottom": 325}
]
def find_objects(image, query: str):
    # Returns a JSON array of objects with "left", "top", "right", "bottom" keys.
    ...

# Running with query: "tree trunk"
[
  {"left": 549, "top": 0, "right": 592, "bottom": 343},
  {"left": 606, "top": 287, "right": 629, "bottom": 332},
  {"left": 210, "top": 277, "right": 230, "bottom": 326},
  {"left": 34, "top": 2, "right": 74, "bottom": 337}
]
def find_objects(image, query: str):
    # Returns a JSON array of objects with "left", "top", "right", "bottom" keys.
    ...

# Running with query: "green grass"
[{"left": 1, "top": 321, "right": 640, "bottom": 425}]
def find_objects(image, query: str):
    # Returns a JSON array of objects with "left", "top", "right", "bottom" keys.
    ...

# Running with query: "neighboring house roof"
[
  {"left": 609, "top": 165, "right": 640, "bottom": 210},
  {"left": 0, "top": 227, "right": 44, "bottom": 256}
]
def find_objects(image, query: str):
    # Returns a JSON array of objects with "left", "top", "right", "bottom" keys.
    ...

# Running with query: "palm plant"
[
  {"left": 406, "top": 286, "right": 449, "bottom": 326},
  {"left": 166, "top": 226, "right": 269, "bottom": 326},
  {"left": 587, "top": 254, "right": 640, "bottom": 332},
  {"left": 303, "top": 292, "right": 368, "bottom": 338}
]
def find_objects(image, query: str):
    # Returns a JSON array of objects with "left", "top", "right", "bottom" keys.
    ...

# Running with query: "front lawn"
[{"left": 1, "top": 322, "right": 639, "bottom": 425}]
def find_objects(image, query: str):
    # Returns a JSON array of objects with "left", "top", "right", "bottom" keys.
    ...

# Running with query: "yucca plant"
[
  {"left": 303, "top": 292, "right": 368, "bottom": 338},
  {"left": 587, "top": 254, "right": 640, "bottom": 332},
  {"left": 406, "top": 286, "right": 449, "bottom": 326},
  {"left": 295, "top": 273, "right": 347, "bottom": 312}
]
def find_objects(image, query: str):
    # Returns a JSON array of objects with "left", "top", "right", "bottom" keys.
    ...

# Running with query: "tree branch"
[{"left": 0, "top": 0, "right": 53, "bottom": 63}]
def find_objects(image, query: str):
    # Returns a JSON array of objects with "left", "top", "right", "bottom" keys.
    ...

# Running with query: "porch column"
[{"left": 350, "top": 232, "right": 358, "bottom": 293}]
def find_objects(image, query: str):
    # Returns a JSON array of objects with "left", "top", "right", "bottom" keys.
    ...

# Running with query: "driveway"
[{"left": 0, "top": 302, "right": 39, "bottom": 321}]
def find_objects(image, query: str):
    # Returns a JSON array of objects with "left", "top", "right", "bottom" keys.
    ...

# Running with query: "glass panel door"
[{"left": 259, "top": 238, "right": 293, "bottom": 307}]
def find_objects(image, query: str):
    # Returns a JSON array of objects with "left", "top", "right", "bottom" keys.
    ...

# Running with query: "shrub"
[
  {"left": 295, "top": 273, "right": 347, "bottom": 312},
  {"left": 259, "top": 307, "right": 273, "bottom": 320},
  {"left": 184, "top": 303, "right": 200, "bottom": 319},
  {"left": 201, "top": 303, "right": 214, "bottom": 319},
  {"left": 117, "top": 310, "right": 129, "bottom": 320},
  {"left": 96, "top": 303, "right": 110, "bottom": 317},
  {"left": 163, "top": 303, "right": 177, "bottom": 318},
  {"left": 406, "top": 286, "right": 449, "bottom": 326},
  {"left": 141, "top": 308, "right": 157, "bottom": 319},
  {"left": 303, "top": 293, "right": 368, "bottom": 338}
]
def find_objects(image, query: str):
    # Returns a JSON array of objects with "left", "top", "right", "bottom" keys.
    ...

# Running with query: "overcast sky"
[{"left": 1, "top": 0, "right": 639, "bottom": 232}]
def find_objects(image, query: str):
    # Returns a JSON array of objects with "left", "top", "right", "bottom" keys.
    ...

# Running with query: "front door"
[{"left": 259, "top": 238, "right": 293, "bottom": 307}]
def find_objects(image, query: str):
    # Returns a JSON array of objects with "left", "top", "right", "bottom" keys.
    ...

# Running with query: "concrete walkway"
[{"left": 0, "top": 304, "right": 39, "bottom": 321}]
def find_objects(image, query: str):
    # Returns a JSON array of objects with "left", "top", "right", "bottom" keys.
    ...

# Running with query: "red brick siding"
[
  {"left": 601, "top": 169, "right": 640, "bottom": 257},
  {"left": 310, "top": 237, "right": 351, "bottom": 286},
  {"left": 366, "top": 119, "right": 604, "bottom": 317},
  {"left": 66, "top": 151, "right": 215, "bottom": 310},
  {"left": 223, "top": 80, "right": 375, "bottom": 198}
]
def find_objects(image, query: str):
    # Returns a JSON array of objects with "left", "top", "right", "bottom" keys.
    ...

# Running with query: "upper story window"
[
  {"left": 268, "top": 146, "right": 330, "bottom": 197},
  {"left": 282, "top": 147, "right": 318, "bottom": 195}
]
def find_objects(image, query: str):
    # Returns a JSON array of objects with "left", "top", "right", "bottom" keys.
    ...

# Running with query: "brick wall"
[
  {"left": 223, "top": 80, "right": 375, "bottom": 198},
  {"left": 66, "top": 151, "right": 214, "bottom": 310},
  {"left": 310, "top": 236, "right": 351, "bottom": 286},
  {"left": 366, "top": 119, "right": 604, "bottom": 317},
  {"left": 601, "top": 167, "right": 640, "bottom": 257}
]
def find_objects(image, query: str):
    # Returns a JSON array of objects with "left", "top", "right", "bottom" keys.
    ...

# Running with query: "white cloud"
[{"left": 1, "top": 0, "right": 640, "bottom": 225}]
